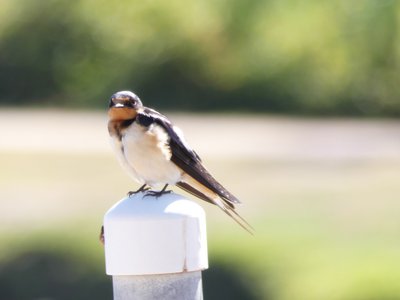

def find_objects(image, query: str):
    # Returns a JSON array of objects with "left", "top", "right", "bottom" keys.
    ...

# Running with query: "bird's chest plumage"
[{"left": 111, "top": 121, "right": 182, "bottom": 186}]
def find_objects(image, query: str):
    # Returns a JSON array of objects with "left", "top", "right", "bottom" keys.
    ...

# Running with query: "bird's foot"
[
  {"left": 144, "top": 184, "right": 171, "bottom": 198},
  {"left": 144, "top": 189, "right": 172, "bottom": 198},
  {"left": 127, "top": 184, "right": 150, "bottom": 197}
]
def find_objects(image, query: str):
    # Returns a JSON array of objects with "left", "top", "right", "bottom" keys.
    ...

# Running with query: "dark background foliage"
[{"left": 1, "top": 0, "right": 400, "bottom": 115}]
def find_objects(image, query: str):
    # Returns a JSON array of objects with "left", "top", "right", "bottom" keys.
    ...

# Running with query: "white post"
[{"left": 103, "top": 192, "right": 208, "bottom": 300}]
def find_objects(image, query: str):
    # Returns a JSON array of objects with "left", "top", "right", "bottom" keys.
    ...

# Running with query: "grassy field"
[{"left": 1, "top": 110, "right": 400, "bottom": 299}]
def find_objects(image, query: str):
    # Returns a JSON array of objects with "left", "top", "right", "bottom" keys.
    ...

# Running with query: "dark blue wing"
[{"left": 137, "top": 107, "right": 240, "bottom": 205}]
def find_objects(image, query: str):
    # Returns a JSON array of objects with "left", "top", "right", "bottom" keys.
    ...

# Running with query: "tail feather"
[
  {"left": 228, "top": 205, "right": 255, "bottom": 232},
  {"left": 177, "top": 177, "right": 253, "bottom": 235},
  {"left": 176, "top": 181, "right": 234, "bottom": 208},
  {"left": 218, "top": 201, "right": 254, "bottom": 235}
]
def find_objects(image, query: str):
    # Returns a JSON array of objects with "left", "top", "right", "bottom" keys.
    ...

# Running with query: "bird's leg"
[
  {"left": 127, "top": 184, "right": 149, "bottom": 196},
  {"left": 144, "top": 184, "right": 172, "bottom": 198}
]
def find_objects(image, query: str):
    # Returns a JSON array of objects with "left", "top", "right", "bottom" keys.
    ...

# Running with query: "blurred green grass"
[{"left": 1, "top": 144, "right": 400, "bottom": 299}]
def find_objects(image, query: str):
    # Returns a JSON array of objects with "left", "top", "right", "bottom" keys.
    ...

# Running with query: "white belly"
[
  {"left": 115, "top": 122, "right": 182, "bottom": 187},
  {"left": 110, "top": 136, "right": 143, "bottom": 184}
]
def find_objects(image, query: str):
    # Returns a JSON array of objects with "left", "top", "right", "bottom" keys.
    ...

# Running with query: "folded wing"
[{"left": 138, "top": 108, "right": 253, "bottom": 233}]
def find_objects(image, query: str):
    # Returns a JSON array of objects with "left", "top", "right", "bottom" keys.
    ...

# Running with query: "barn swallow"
[{"left": 106, "top": 90, "right": 252, "bottom": 233}]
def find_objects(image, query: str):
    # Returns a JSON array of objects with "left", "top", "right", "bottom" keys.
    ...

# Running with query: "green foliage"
[
  {"left": 0, "top": 232, "right": 259, "bottom": 300},
  {"left": 1, "top": 0, "right": 400, "bottom": 114}
]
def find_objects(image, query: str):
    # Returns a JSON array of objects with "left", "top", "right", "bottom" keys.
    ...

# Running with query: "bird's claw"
[
  {"left": 127, "top": 185, "right": 150, "bottom": 196},
  {"left": 144, "top": 189, "right": 172, "bottom": 198},
  {"left": 127, "top": 189, "right": 149, "bottom": 196}
]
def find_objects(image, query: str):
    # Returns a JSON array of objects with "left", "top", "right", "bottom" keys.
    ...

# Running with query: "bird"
[{"left": 106, "top": 90, "right": 252, "bottom": 234}]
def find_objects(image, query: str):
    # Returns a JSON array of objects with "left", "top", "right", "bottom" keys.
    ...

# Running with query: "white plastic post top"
[{"left": 104, "top": 192, "right": 208, "bottom": 276}]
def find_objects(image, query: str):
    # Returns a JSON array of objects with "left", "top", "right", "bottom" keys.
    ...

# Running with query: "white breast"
[
  {"left": 109, "top": 135, "right": 144, "bottom": 184},
  {"left": 118, "top": 122, "right": 183, "bottom": 187}
]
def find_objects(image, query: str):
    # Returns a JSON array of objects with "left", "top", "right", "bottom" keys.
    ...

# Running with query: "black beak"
[
  {"left": 109, "top": 95, "right": 132, "bottom": 108},
  {"left": 109, "top": 91, "right": 142, "bottom": 108}
]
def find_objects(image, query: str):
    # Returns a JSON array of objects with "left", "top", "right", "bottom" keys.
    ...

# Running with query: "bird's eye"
[{"left": 126, "top": 99, "right": 135, "bottom": 107}]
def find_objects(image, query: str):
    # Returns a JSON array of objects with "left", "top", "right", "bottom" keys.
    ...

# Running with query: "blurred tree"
[
  {"left": 0, "top": 249, "right": 262, "bottom": 300},
  {"left": 0, "top": 0, "right": 107, "bottom": 105},
  {"left": 0, "top": 250, "right": 112, "bottom": 300},
  {"left": 0, "top": 0, "right": 399, "bottom": 115}
]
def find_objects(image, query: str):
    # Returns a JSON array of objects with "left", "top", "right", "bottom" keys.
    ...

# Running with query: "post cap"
[{"left": 104, "top": 192, "right": 208, "bottom": 275}]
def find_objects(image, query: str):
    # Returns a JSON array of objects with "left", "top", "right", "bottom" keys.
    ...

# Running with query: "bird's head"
[{"left": 108, "top": 91, "right": 143, "bottom": 121}]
